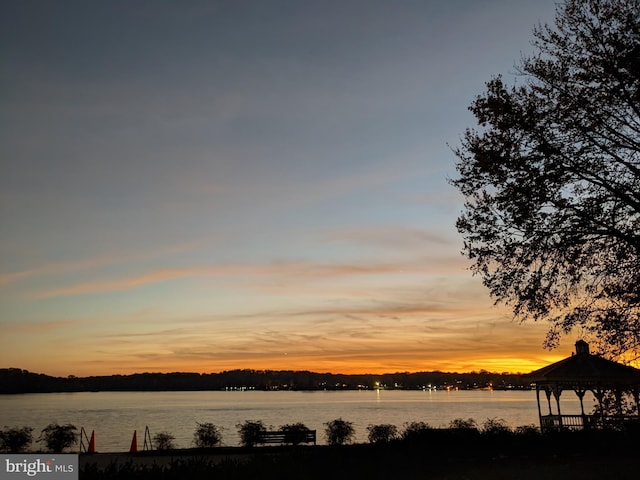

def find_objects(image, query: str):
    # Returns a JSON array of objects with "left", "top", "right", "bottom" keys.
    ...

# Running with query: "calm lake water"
[{"left": 0, "top": 390, "right": 594, "bottom": 452}]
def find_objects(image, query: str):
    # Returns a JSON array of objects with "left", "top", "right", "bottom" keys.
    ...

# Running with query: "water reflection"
[{"left": 0, "top": 390, "right": 593, "bottom": 452}]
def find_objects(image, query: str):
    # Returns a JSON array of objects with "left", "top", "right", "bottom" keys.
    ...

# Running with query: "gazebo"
[{"left": 528, "top": 340, "right": 640, "bottom": 433}]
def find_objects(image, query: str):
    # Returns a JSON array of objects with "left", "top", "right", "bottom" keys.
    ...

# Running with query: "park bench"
[{"left": 258, "top": 430, "right": 316, "bottom": 445}]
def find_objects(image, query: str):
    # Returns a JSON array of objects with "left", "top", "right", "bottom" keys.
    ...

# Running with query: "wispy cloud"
[
  {"left": 0, "top": 237, "right": 218, "bottom": 287},
  {"left": 0, "top": 319, "right": 80, "bottom": 335},
  {"left": 0, "top": 270, "right": 34, "bottom": 286},
  {"left": 37, "top": 268, "right": 203, "bottom": 298},
  {"left": 319, "top": 225, "right": 454, "bottom": 250},
  {"left": 35, "top": 255, "right": 470, "bottom": 299}
]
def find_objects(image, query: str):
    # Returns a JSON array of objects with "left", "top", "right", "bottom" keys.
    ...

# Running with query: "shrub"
[
  {"left": 279, "top": 423, "right": 312, "bottom": 445},
  {"left": 38, "top": 424, "right": 78, "bottom": 453},
  {"left": 193, "top": 422, "right": 223, "bottom": 448},
  {"left": 481, "top": 417, "right": 511, "bottom": 435},
  {"left": 366, "top": 424, "right": 398, "bottom": 444},
  {"left": 0, "top": 426, "right": 33, "bottom": 453},
  {"left": 401, "top": 421, "right": 432, "bottom": 442},
  {"left": 236, "top": 420, "right": 267, "bottom": 448},
  {"left": 448, "top": 418, "right": 478, "bottom": 431},
  {"left": 514, "top": 424, "right": 540, "bottom": 436},
  {"left": 153, "top": 431, "right": 175, "bottom": 450},
  {"left": 324, "top": 418, "right": 355, "bottom": 446}
]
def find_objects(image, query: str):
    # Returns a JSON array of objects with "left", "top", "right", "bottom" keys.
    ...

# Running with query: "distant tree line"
[{"left": 0, "top": 368, "right": 531, "bottom": 394}]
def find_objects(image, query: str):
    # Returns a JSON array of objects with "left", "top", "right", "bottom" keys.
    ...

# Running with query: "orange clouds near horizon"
[
  {"left": 10, "top": 356, "right": 565, "bottom": 379},
  {"left": 7, "top": 333, "right": 571, "bottom": 379},
  {"left": 1, "top": 271, "right": 574, "bottom": 379}
]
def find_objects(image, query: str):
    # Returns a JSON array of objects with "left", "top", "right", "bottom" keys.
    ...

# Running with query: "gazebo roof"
[{"left": 528, "top": 340, "right": 640, "bottom": 386}]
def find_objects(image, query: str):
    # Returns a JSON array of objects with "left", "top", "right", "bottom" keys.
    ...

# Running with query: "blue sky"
[{"left": 0, "top": 0, "right": 573, "bottom": 376}]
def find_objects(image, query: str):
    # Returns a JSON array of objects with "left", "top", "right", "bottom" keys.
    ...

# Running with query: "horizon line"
[{"left": 4, "top": 366, "right": 530, "bottom": 378}]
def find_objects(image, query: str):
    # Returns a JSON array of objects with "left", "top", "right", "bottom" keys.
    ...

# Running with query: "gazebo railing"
[
  {"left": 540, "top": 414, "right": 585, "bottom": 432},
  {"left": 541, "top": 414, "right": 640, "bottom": 432}
]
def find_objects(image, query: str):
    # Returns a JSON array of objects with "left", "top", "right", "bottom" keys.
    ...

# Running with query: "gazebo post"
[
  {"left": 553, "top": 385, "right": 563, "bottom": 429},
  {"left": 614, "top": 389, "right": 623, "bottom": 415},
  {"left": 614, "top": 388, "right": 625, "bottom": 429},
  {"left": 545, "top": 387, "right": 553, "bottom": 415},
  {"left": 594, "top": 386, "right": 606, "bottom": 427},
  {"left": 575, "top": 387, "right": 586, "bottom": 415},
  {"left": 574, "top": 385, "right": 587, "bottom": 429},
  {"left": 536, "top": 385, "right": 543, "bottom": 432}
]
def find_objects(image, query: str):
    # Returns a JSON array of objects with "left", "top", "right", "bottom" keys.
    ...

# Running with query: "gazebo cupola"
[
  {"left": 575, "top": 339, "right": 589, "bottom": 355},
  {"left": 528, "top": 340, "right": 640, "bottom": 432}
]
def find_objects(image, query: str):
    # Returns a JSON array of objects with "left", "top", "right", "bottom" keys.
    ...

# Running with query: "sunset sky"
[{"left": 0, "top": 0, "right": 575, "bottom": 377}]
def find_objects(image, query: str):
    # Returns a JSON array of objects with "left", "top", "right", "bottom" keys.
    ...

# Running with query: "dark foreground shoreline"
[{"left": 79, "top": 429, "right": 639, "bottom": 479}]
